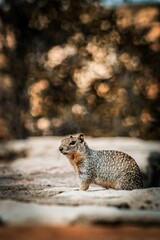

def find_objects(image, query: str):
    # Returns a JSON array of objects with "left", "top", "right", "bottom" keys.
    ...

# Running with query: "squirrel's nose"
[{"left": 59, "top": 146, "right": 63, "bottom": 152}]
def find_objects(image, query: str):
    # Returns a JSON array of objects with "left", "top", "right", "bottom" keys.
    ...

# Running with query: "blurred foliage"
[{"left": 0, "top": 0, "right": 160, "bottom": 139}]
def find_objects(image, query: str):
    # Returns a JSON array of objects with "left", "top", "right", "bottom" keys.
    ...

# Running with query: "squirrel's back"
[
  {"left": 91, "top": 149, "right": 143, "bottom": 190},
  {"left": 59, "top": 133, "right": 143, "bottom": 190}
]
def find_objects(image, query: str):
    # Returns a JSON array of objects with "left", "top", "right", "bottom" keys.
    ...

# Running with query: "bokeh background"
[{"left": 0, "top": 0, "right": 160, "bottom": 140}]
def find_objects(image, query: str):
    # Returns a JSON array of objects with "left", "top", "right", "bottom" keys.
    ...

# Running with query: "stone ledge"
[
  {"left": 51, "top": 188, "right": 160, "bottom": 210},
  {"left": 0, "top": 137, "right": 160, "bottom": 227},
  {"left": 0, "top": 200, "right": 160, "bottom": 226}
]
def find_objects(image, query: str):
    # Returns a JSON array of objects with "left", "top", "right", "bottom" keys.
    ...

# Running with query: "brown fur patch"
[
  {"left": 94, "top": 178, "right": 116, "bottom": 189},
  {"left": 67, "top": 152, "right": 85, "bottom": 174}
]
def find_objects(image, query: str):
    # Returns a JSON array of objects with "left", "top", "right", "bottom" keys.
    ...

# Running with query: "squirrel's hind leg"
[{"left": 115, "top": 171, "right": 143, "bottom": 190}]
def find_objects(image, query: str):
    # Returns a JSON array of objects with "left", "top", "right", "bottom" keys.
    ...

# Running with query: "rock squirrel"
[{"left": 59, "top": 133, "right": 143, "bottom": 191}]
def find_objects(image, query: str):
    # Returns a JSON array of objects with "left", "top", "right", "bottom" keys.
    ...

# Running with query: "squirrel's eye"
[{"left": 69, "top": 141, "right": 76, "bottom": 146}]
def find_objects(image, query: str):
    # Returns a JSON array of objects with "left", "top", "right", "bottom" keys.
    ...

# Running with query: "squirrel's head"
[{"left": 59, "top": 133, "right": 86, "bottom": 155}]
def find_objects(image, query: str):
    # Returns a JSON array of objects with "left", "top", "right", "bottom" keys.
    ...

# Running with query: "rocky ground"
[{"left": 0, "top": 136, "right": 160, "bottom": 239}]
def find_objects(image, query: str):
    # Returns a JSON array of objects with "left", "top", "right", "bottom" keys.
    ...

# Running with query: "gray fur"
[{"left": 59, "top": 133, "right": 143, "bottom": 190}]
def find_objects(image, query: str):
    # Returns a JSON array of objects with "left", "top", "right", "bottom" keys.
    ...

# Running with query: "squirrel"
[{"left": 59, "top": 133, "right": 143, "bottom": 191}]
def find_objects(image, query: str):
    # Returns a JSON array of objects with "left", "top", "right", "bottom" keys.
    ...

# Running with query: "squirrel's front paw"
[{"left": 80, "top": 182, "right": 89, "bottom": 191}]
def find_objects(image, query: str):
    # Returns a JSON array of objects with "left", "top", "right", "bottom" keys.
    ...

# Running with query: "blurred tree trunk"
[{"left": 0, "top": 1, "right": 29, "bottom": 139}]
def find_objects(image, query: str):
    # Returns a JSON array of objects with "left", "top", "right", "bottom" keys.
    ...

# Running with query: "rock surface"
[{"left": 0, "top": 136, "right": 160, "bottom": 226}]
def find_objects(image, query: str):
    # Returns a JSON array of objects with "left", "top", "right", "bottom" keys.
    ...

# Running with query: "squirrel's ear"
[{"left": 78, "top": 133, "right": 85, "bottom": 142}]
